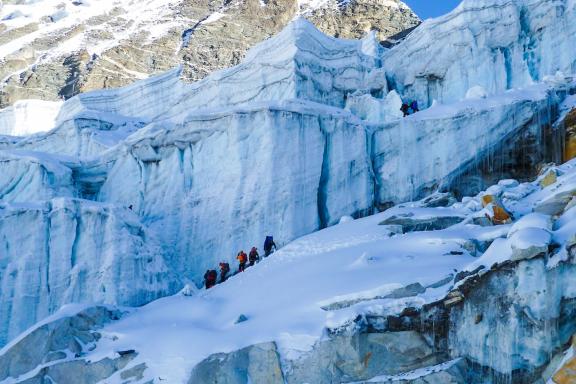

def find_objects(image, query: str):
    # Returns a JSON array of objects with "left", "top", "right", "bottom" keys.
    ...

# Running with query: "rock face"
[
  {"left": 0, "top": 0, "right": 420, "bottom": 107},
  {"left": 189, "top": 333, "right": 442, "bottom": 384}
]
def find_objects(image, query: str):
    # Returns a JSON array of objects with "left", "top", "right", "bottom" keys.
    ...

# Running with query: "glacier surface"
[{"left": 0, "top": 0, "right": 575, "bottom": 363}]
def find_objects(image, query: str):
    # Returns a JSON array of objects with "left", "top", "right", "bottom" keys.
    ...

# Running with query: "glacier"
[{"left": 0, "top": 1, "right": 575, "bottom": 380}]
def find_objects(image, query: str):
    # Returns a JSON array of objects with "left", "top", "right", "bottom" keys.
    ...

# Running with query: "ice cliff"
[
  {"left": 0, "top": 0, "right": 576, "bottom": 380},
  {"left": 383, "top": 0, "right": 576, "bottom": 106}
]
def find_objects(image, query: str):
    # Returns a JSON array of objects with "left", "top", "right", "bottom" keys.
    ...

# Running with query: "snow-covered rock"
[
  {"left": 465, "top": 86, "right": 488, "bottom": 100},
  {"left": 509, "top": 227, "right": 552, "bottom": 261}
]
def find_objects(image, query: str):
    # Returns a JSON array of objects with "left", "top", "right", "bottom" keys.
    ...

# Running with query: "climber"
[
  {"left": 237, "top": 251, "right": 248, "bottom": 272},
  {"left": 248, "top": 247, "right": 259, "bottom": 266},
  {"left": 400, "top": 103, "right": 410, "bottom": 117},
  {"left": 204, "top": 269, "right": 217, "bottom": 289},
  {"left": 263, "top": 236, "right": 277, "bottom": 257},
  {"left": 128, "top": 204, "right": 133, "bottom": 211},
  {"left": 410, "top": 100, "right": 419, "bottom": 113},
  {"left": 219, "top": 262, "right": 230, "bottom": 283}
]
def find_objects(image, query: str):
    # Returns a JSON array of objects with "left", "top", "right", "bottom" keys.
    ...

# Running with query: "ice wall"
[
  {"left": 0, "top": 151, "right": 74, "bottom": 202},
  {"left": 97, "top": 101, "right": 374, "bottom": 278},
  {"left": 384, "top": 0, "right": 576, "bottom": 106},
  {"left": 371, "top": 85, "right": 561, "bottom": 205},
  {"left": 0, "top": 100, "right": 62, "bottom": 137},
  {"left": 0, "top": 198, "right": 178, "bottom": 346}
]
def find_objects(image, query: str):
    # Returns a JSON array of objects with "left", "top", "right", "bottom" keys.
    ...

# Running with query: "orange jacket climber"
[{"left": 237, "top": 251, "right": 247, "bottom": 272}]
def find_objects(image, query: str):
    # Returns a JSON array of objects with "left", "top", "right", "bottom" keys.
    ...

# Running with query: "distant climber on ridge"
[
  {"left": 249, "top": 247, "right": 259, "bottom": 266},
  {"left": 219, "top": 262, "right": 230, "bottom": 282},
  {"left": 237, "top": 251, "right": 248, "bottom": 272},
  {"left": 400, "top": 102, "right": 410, "bottom": 117},
  {"left": 410, "top": 100, "right": 419, "bottom": 113},
  {"left": 204, "top": 269, "right": 217, "bottom": 289},
  {"left": 263, "top": 236, "right": 277, "bottom": 257}
]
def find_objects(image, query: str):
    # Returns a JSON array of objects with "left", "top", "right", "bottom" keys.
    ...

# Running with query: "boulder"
[
  {"left": 491, "top": 204, "right": 512, "bottom": 225},
  {"left": 481, "top": 195, "right": 512, "bottom": 224},
  {"left": 540, "top": 170, "right": 558, "bottom": 188},
  {"left": 534, "top": 189, "right": 576, "bottom": 216},
  {"left": 508, "top": 213, "right": 553, "bottom": 237},
  {"left": 188, "top": 342, "right": 284, "bottom": 384},
  {"left": 562, "top": 108, "right": 576, "bottom": 162},
  {"left": 509, "top": 228, "right": 552, "bottom": 261},
  {"left": 0, "top": 306, "right": 123, "bottom": 381},
  {"left": 419, "top": 192, "right": 457, "bottom": 208},
  {"left": 551, "top": 354, "right": 576, "bottom": 384}
]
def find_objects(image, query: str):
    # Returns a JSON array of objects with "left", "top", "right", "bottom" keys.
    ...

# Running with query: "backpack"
[
  {"left": 264, "top": 236, "right": 274, "bottom": 251},
  {"left": 220, "top": 263, "right": 230, "bottom": 273}
]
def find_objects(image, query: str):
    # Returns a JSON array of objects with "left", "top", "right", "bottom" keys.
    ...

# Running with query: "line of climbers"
[
  {"left": 400, "top": 100, "right": 419, "bottom": 117},
  {"left": 203, "top": 236, "right": 277, "bottom": 289}
]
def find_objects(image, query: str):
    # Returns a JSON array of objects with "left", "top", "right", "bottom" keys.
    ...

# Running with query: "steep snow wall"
[
  {"left": 0, "top": 199, "right": 178, "bottom": 346},
  {"left": 384, "top": 0, "right": 576, "bottom": 106}
]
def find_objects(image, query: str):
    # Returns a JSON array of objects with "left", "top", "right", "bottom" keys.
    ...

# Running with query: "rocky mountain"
[{"left": 0, "top": 0, "right": 419, "bottom": 108}]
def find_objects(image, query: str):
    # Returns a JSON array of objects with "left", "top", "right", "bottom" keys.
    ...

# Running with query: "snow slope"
[
  {"left": 64, "top": 158, "right": 576, "bottom": 383},
  {"left": 87, "top": 206, "right": 478, "bottom": 383},
  {"left": 0, "top": 0, "right": 182, "bottom": 60}
]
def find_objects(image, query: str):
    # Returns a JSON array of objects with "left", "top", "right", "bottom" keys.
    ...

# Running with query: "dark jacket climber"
[
  {"left": 219, "top": 262, "right": 230, "bottom": 283},
  {"left": 400, "top": 103, "right": 410, "bottom": 117},
  {"left": 237, "top": 251, "right": 248, "bottom": 272},
  {"left": 248, "top": 247, "right": 259, "bottom": 266},
  {"left": 263, "top": 236, "right": 277, "bottom": 257},
  {"left": 410, "top": 100, "right": 419, "bottom": 113},
  {"left": 204, "top": 269, "right": 217, "bottom": 289}
]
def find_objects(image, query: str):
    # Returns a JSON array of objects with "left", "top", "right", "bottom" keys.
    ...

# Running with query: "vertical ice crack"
[{"left": 317, "top": 131, "right": 330, "bottom": 229}]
